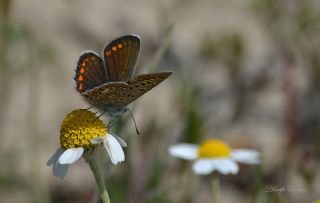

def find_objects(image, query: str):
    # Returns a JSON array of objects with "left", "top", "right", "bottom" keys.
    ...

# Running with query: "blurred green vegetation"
[{"left": 1, "top": 1, "right": 54, "bottom": 203}]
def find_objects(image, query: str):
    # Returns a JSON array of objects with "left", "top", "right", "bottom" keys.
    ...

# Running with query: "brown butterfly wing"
[
  {"left": 124, "top": 72, "right": 172, "bottom": 104},
  {"left": 103, "top": 35, "right": 140, "bottom": 82},
  {"left": 75, "top": 51, "right": 108, "bottom": 93},
  {"left": 82, "top": 82, "right": 129, "bottom": 113},
  {"left": 82, "top": 72, "right": 172, "bottom": 113}
]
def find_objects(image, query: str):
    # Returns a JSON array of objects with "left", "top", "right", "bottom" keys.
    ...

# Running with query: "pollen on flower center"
[
  {"left": 198, "top": 139, "right": 231, "bottom": 158},
  {"left": 60, "top": 109, "right": 107, "bottom": 149}
]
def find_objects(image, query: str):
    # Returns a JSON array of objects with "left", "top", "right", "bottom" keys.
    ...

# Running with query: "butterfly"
[{"left": 74, "top": 34, "right": 172, "bottom": 117}]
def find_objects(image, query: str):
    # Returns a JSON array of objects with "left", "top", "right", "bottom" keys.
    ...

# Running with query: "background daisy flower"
[
  {"left": 47, "top": 109, "right": 125, "bottom": 179},
  {"left": 169, "top": 139, "right": 260, "bottom": 175}
]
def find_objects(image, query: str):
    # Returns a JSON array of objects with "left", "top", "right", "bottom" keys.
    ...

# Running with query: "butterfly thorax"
[{"left": 82, "top": 81, "right": 128, "bottom": 116}]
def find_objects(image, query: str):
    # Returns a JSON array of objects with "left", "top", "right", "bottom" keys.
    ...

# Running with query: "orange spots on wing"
[
  {"left": 117, "top": 43, "right": 123, "bottom": 49},
  {"left": 80, "top": 68, "right": 85, "bottom": 74},
  {"left": 78, "top": 83, "right": 84, "bottom": 92},
  {"left": 112, "top": 46, "right": 117, "bottom": 52},
  {"left": 81, "top": 61, "right": 86, "bottom": 67},
  {"left": 106, "top": 51, "right": 112, "bottom": 56},
  {"left": 78, "top": 75, "right": 84, "bottom": 81},
  {"left": 91, "top": 56, "right": 96, "bottom": 61},
  {"left": 85, "top": 58, "right": 89, "bottom": 62}
]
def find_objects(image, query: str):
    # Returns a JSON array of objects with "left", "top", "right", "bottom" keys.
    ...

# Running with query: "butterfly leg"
[
  {"left": 107, "top": 117, "right": 116, "bottom": 130},
  {"left": 98, "top": 111, "right": 106, "bottom": 118}
]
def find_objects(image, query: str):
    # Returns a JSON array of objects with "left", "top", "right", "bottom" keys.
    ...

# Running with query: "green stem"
[
  {"left": 211, "top": 173, "right": 220, "bottom": 203},
  {"left": 86, "top": 155, "right": 111, "bottom": 203}
]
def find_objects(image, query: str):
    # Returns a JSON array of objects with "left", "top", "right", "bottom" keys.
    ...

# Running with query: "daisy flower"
[
  {"left": 47, "top": 109, "right": 126, "bottom": 179},
  {"left": 168, "top": 139, "right": 260, "bottom": 175}
]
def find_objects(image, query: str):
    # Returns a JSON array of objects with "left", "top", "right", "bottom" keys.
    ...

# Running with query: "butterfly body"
[{"left": 74, "top": 35, "right": 172, "bottom": 117}]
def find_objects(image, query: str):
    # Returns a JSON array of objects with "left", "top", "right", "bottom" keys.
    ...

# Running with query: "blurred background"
[{"left": 1, "top": 0, "right": 320, "bottom": 202}]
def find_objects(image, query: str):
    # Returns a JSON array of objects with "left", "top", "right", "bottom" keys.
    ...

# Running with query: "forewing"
[
  {"left": 103, "top": 35, "right": 140, "bottom": 82},
  {"left": 82, "top": 82, "right": 129, "bottom": 112},
  {"left": 125, "top": 72, "right": 172, "bottom": 104},
  {"left": 75, "top": 51, "right": 108, "bottom": 93}
]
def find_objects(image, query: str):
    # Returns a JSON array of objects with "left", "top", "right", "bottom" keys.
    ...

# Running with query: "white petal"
[
  {"left": 47, "top": 148, "right": 64, "bottom": 166},
  {"left": 47, "top": 148, "right": 69, "bottom": 179},
  {"left": 58, "top": 148, "right": 84, "bottom": 164},
  {"left": 192, "top": 159, "right": 214, "bottom": 175},
  {"left": 90, "top": 136, "right": 105, "bottom": 144},
  {"left": 232, "top": 149, "right": 260, "bottom": 164},
  {"left": 168, "top": 144, "right": 198, "bottom": 160},
  {"left": 53, "top": 162, "right": 70, "bottom": 179},
  {"left": 104, "top": 134, "right": 125, "bottom": 164},
  {"left": 113, "top": 134, "right": 127, "bottom": 147},
  {"left": 211, "top": 159, "right": 239, "bottom": 175}
]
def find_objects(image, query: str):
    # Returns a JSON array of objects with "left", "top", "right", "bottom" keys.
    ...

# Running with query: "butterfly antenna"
[
  {"left": 127, "top": 108, "right": 140, "bottom": 136},
  {"left": 85, "top": 106, "right": 92, "bottom": 110}
]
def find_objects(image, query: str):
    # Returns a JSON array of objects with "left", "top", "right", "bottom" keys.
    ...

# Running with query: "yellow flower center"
[
  {"left": 198, "top": 139, "right": 231, "bottom": 158},
  {"left": 60, "top": 109, "right": 107, "bottom": 149}
]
